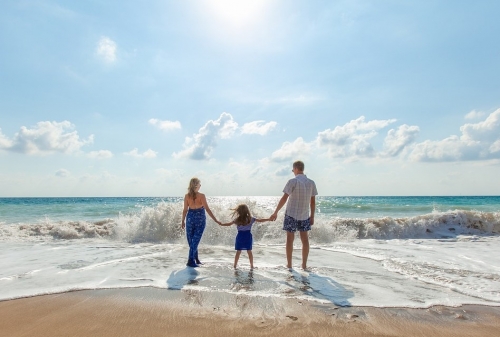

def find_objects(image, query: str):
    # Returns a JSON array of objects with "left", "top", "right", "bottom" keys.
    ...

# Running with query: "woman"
[{"left": 181, "top": 178, "right": 219, "bottom": 267}]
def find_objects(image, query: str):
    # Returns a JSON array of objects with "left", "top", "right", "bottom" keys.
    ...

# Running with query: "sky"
[{"left": 1, "top": 0, "right": 500, "bottom": 197}]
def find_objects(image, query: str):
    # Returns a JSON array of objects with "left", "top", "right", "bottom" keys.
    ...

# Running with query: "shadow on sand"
[{"left": 166, "top": 267, "right": 201, "bottom": 290}]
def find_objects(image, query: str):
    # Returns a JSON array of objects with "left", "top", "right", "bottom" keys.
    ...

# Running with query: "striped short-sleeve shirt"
[{"left": 283, "top": 174, "right": 318, "bottom": 221}]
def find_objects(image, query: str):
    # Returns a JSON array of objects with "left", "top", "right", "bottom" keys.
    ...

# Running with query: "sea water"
[{"left": 1, "top": 196, "right": 499, "bottom": 308}]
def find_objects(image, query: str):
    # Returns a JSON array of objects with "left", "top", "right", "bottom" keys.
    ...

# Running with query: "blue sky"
[{"left": 1, "top": 0, "right": 500, "bottom": 197}]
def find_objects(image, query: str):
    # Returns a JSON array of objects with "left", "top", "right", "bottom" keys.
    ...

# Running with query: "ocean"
[{"left": 1, "top": 196, "right": 499, "bottom": 308}]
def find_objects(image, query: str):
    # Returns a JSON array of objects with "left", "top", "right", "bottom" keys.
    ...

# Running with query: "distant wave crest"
[
  {"left": 1, "top": 202, "right": 499, "bottom": 243},
  {"left": 311, "top": 210, "right": 500, "bottom": 242}
]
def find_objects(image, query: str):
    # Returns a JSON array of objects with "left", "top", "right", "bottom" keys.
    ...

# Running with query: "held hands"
[{"left": 269, "top": 212, "right": 278, "bottom": 221}]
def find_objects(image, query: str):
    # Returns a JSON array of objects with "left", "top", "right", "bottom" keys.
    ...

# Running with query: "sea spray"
[{"left": 3, "top": 207, "right": 500, "bottom": 243}]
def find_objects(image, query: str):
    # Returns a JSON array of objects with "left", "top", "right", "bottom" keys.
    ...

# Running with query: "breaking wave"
[{"left": 1, "top": 200, "right": 499, "bottom": 244}]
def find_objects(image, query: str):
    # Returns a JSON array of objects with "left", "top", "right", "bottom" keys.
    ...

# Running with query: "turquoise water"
[
  {"left": 316, "top": 196, "right": 500, "bottom": 217},
  {"left": 1, "top": 196, "right": 499, "bottom": 225},
  {"left": 0, "top": 197, "right": 182, "bottom": 224}
]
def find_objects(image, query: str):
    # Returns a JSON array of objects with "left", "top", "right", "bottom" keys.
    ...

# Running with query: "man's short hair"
[{"left": 293, "top": 160, "right": 304, "bottom": 172}]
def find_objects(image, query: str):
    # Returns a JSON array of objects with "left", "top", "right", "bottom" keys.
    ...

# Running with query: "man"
[{"left": 270, "top": 160, "right": 318, "bottom": 270}]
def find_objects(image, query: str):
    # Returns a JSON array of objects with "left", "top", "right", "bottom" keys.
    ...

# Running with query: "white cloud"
[
  {"left": 410, "top": 136, "right": 476, "bottom": 162},
  {"left": 219, "top": 114, "right": 239, "bottom": 139},
  {"left": 88, "top": 150, "right": 113, "bottom": 159},
  {"left": 465, "top": 110, "right": 485, "bottom": 120},
  {"left": 383, "top": 124, "right": 420, "bottom": 157},
  {"left": 271, "top": 137, "right": 312, "bottom": 162},
  {"left": 149, "top": 119, "right": 181, "bottom": 131},
  {"left": 124, "top": 148, "right": 157, "bottom": 159},
  {"left": 317, "top": 116, "right": 396, "bottom": 158},
  {"left": 250, "top": 166, "right": 264, "bottom": 177},
  {"left": 275, "top": 165, "right": 291, "bottom": 176},
  {"left": 460, "top": 109, "right": 500, "bottom": 142},
  {"left": 0, "top": 129, "right": 13, "bottom": 149},
  {"left": 96, "top": 36, "right": 117, "bottom": 63},
  {"left": 0, "top": 121, "right": 93, "bottom": 155},
  {"left": 55, "top": 169, "right": 70, "bottom": 178},
  {"left": 490, "top": 140, "right": 500, "bottom": 153},
  {"left": 241, "top": 120, "right": 277, "bottom": 135},
  {"left": 173, "top": 112, "right": 238, "bottom": 160},
  {"left": 172, "top": 113, "right": 277, "bottom": 160},
  {"left": 411, "top": 109, "right": 500, "bottom": 162}
]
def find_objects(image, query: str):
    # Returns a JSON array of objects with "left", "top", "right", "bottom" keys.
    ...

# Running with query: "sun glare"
[{"left": 205, "top": 0, "right": 269, "bottom": 27}]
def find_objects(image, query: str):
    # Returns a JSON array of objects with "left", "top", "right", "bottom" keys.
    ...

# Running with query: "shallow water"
[{"left": 1, "top": 196, "right": 499, "bottom": 307}]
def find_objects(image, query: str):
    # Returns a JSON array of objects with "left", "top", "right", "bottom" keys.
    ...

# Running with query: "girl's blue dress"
[{"left": 235, "top": 217, "right": 255, "bottom": 250}]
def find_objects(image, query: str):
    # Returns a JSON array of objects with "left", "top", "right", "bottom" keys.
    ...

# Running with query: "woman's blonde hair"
[
  {"left": 187, "top": 178, "right": 200, "bottom": 201},
  {"left": 231, "top": 204, "right": 251, "bottom": 226}
]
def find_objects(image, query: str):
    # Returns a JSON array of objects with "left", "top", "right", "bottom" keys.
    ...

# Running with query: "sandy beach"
[{"left": 1, "top": 288, "right": 499, "bottom": 337}]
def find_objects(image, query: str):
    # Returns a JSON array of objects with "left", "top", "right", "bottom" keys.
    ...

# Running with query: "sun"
[{"left": 204, "top": 0, "right": 269, "bottom": 27}]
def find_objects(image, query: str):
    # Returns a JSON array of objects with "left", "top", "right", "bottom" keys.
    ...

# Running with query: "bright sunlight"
[{"left": 204, "top": 0, "right": 269, "bottom": 27}]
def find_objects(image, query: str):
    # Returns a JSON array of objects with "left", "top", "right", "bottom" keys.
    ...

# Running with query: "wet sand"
[{"left": 1, "top": 288, "right": 499, "bottom": 337}]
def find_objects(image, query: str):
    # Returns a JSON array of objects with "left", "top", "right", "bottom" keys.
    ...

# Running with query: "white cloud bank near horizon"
[
  {"left": 1, "top": 109, "right": 499, "bottom": 197},
  {"left": 411, "top": 109, "right": 500, "bottom": 162},
  {"left": 2, "top": 109, "right": 499, "bottom": 165}
]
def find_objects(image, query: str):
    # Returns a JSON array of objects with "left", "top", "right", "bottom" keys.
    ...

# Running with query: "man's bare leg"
[
  {"left": 286, "top": 231, "right": 295, "bottom": 268},
  {"left": 299, "top": 231, "right": 309, "bottom": 270}
]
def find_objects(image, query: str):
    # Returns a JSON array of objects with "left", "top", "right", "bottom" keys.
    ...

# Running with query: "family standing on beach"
[{"left": 180, "top": 160, "right": 318, "bottom": 270}]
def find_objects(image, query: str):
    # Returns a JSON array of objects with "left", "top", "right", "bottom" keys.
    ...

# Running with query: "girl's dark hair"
[{"left": 231, "top": 204, "right": 251, "bottom": 226}]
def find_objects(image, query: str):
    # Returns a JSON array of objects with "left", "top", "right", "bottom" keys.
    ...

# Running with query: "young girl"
[{"left": 219, "top": 204, "right": 270, "bottom": 269}]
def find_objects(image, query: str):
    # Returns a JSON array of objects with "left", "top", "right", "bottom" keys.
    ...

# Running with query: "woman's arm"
[
  {"left": 219, "top": 221, "right": 234, "bottom": 226},
  {"left": 181, "top": 195, "right": 188, "bottom": 229},
  {"left": 200, "top": 193, "right": 219, "bottom": 223}
]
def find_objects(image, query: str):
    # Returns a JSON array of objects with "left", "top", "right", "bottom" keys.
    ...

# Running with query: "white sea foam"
[
  {"left": 1, "top": 236, "right": 499, "bottom": 307},
  {"left": 1, "top": 203, "right": 499, "bottom": 243},
  {"left": 1, "top": 198, "right": 499, "bottom": 308}
]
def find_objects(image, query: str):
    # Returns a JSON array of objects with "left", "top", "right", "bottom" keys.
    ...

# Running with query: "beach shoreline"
[{"left": 1, "top": 288, "right": 499, "bottom": 337}]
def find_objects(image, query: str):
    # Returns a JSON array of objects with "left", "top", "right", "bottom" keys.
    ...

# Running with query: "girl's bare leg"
[
  {"left": 247, "top": 250, "right": 254, "bottom": 269},
  {"left": 234, "top": 250, "right": 241, "bottom": 269}
]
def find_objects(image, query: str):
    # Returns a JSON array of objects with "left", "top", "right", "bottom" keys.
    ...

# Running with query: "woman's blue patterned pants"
[{"left": 185, "top": 207, "right": 206, "bottom": 261}]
